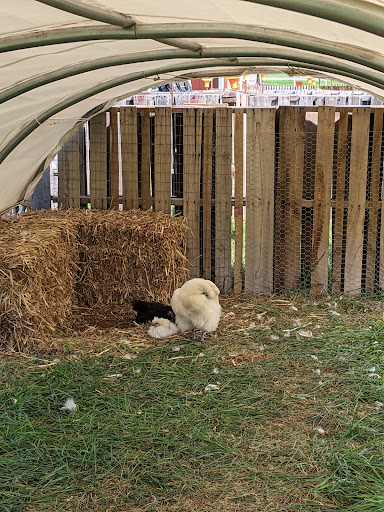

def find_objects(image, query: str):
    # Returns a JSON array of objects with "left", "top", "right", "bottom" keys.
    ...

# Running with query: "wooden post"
[
  {"left": 121, "top": 106, "right": 139, "bottom": 210},
  {"left": 89, "top": 113, "right": 108, "bottom": 209},
  {"left": 141, "top": 109, "right": 151, "bottom": 209},
  {"left": 344, "top": 108, "right": 371, "bottom": 295},
  {"left": 183, "top": 109, "right": 202, "bottom": 277},
  {"left": 215, "top": 108, "right": 232, "bottom": 292},
  {"left": 310, "top": 107, "right": 336, "bottom": 293},
  {"left": 366, "top": 109, "right": 383, "bottom": 292},
  {"left": 109, "top": 107, "right": 120, "bottom": 209},
  {"left": 154, "top": 107, "right": 172, "bottom": 213},
  {"left": 381, "top": 203, "right": 384, "bottom": 292},
  {"left": 202, "top": 109, "right": 213, "bottom": 280},
  {"left": 274, "top": 107, "right": 306, "bottom": 292},
  {"left": 58, "top": 131, "right": 81, "bottom": 208},
  {"left": 245, "top": 108, "right": 275, "bottom": 292},
  {"left": 301, "top": 116, "right": 318, "bottom": 290},
  {"left": 234, "top": 109, "right": 244, "bottom": 294},
  {"left": 332, "top": 110, "right": 349, "bottom": 293}
]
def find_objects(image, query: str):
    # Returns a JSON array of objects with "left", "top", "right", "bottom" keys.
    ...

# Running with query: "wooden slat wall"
[
  {"left": 109, "top": 108, "right": 120, "bottom": 210},
  {"left": 56, "top": 106, "right": 383, "bottom": 296},
  {"left": 89, "top": 113, "right": 107, "bottom": 209},
  {"left": 202, "top": 109, "right": 213, "bottom": 280},
  {"left": 245, "top": 108, "right": 275, "bottom": 292},
  {"left": 366, "top": 109, "right": 383, "bottom": 292},
  {"left": 141, "top": 109, "right": 152, "bottom": 210},
  {"left": 121, "top": 106, "right": 139, "bottom": 210},
  {"left": 183, "top": 109, "right": 202, "bottom": 278},
  {"left": 58, "top": 131, "right": 81, "bottom": 208},
  {"left": 344, "top": 108, "right": 371, "bottom": 295},
  {"left": 275, "top": 107, "right": 306, "bottom": 292},
  {"left": 215, "top": 108, "right": 232, "bottom": 291},
  {"left": 310, "top": 107, "right": 336, "bottom": 293},
  {"left": 332, "top": 110, "right": 349, "bottom": 293},
  {"left": 233, "top": 109, "right": 244, "bottom": 293},
  {"left": 154, "top": 107, "right": 172, "bottom": 213}
]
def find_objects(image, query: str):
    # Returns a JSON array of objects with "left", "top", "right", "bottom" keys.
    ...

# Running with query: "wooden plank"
[
  {"left": 154, "top": 107, "right": 172, "bottom": 212},
  {"left": 183, "top": 109, "right": 202, "bottom": 277},
  {"left": 274, "top": 107, "right": 306, "bottom": 291},
  {"left": 344, "top": 108, "right": 371, "bottom": 295},
  {"left": 109, "top": 107, "right": 120, "bottom": 209},
  {"left": 78, "top": 126, "right": 87, "bottom": 198},
  {"left": 120, "top": 107, "right": 139, "bottom": 210},
  {"left": 301, "top": 117, "right": 318, "bottom": 289},
  {"left": 58, "top": 131, "right": 81, "bottom": 208},
  {"left": 215, "top": 108, "right": 232, "bottom": 291},
  {"left": 310, "top": 107, "right": 336, "bottom": 293},
  {"left": 89, "top": 113, "right": 107, "bottom": 209},
  {"left": 202, "top": 109, "right": 213, "bottom": 280},
  {"left": 233, "top": 109, "right": 244, "bottom": 293},
  {"left": 332, "top": 110, "right": 349, "bottom": 293},
  {"left": 381, "top": 203, "right": 384, "bottom": 291},
  {"left": 366, "top": 109, "right": 383, "bottom": 292},
  {"left": 245, "top": 108, "right": 275, "bottom": 292},
  {"left": 141, "top": 109, "right": 151, "bottom": 209}
]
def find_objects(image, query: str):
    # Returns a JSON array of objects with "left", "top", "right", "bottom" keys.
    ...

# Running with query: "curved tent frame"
[{"left": 0, "top": 0, "right": 384, "bottom": 212}]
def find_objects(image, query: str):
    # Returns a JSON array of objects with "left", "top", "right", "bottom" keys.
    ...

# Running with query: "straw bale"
[
  {"left": 71, "top": 209, "right": 189, "bottom": 306},
  {"left": 0, "top": 209, "right": 189, "bottom": 349},
  {"left": 0, "top": 211, "right": 78, "bottom": 349}
]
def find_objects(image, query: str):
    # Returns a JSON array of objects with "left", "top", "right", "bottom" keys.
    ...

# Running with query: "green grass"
[{"left": 0, "top": 295, "right": 383, "bottom": 511}]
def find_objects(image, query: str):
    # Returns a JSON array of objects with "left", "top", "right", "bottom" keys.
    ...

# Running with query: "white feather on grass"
[
  {"left": 122, "top": 353, "right": 137, "bottom": 360},
  {"left": 148, "top": 317, "right": 179, "bottom": 339},
  {"left": 205, "top": 383, "right": 220, "bottom": 392},
  {"left": 60, "top": 398, "right": 77, "bottom": 412}
]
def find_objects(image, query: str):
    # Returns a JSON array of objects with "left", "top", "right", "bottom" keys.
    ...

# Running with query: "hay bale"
[
  {"left": 0, "top": 211, "right": 78, "bottom": 349},
  {"left": 72, "top": 209, "right": 189, "bottom": 306},
  {"left": 0, "top": 209, "right": 189, "bottom": 348}
]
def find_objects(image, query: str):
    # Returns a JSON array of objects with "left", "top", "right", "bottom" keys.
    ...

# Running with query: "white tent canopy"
[{"left": 1, "top": 0, "right": 384, "bottom": 213}]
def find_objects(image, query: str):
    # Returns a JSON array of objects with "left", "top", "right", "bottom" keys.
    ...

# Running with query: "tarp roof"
[{"left": 1, "top": 0, "right": 384, "bottom": 213}]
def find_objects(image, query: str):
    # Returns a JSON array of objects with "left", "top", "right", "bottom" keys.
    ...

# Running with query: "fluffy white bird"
[
  {"left": 148, "top": 316, "right": 179, "bottom": 339},
  {"left": 170, "top": 278, "right": 221, "bottom": 341}
]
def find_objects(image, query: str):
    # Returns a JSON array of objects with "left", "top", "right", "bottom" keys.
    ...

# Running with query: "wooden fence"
[{"left": 56, "top": 106, "right": 384, "bottom": 295}]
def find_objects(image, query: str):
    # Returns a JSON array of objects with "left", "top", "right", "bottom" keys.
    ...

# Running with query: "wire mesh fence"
[{"left": 53, "top": 106, "right": 384, "bottom": 295}]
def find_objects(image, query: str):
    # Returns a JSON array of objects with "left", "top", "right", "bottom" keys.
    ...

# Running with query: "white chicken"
[
  {"left": 170, "top": 278, "right": 221, "bottom": 341},
  {"left": 147, "top": 316, "right": 179, "bottom": 339}
]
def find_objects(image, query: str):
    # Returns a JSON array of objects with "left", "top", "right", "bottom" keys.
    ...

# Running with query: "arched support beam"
[
  {"left": 1, "top": 23, "right": 384, "bottom": 78},
  {"left": 1, "top": 47, "right": 383, "bottom": 106},
  {"left": 35, "top": 0, "right": 135, "bottom": 28},
  {"left": 36, "top": 0, "right": 202, "bottom": 52},
  {"left": 243, "top": 0, "right": 384, "bottom": 38},
  {"left": 1, "top": 56, "right": 383, "bottom": 166},
  {"left": 153, "top": 38, "right": 203, "bottom": 51}
]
